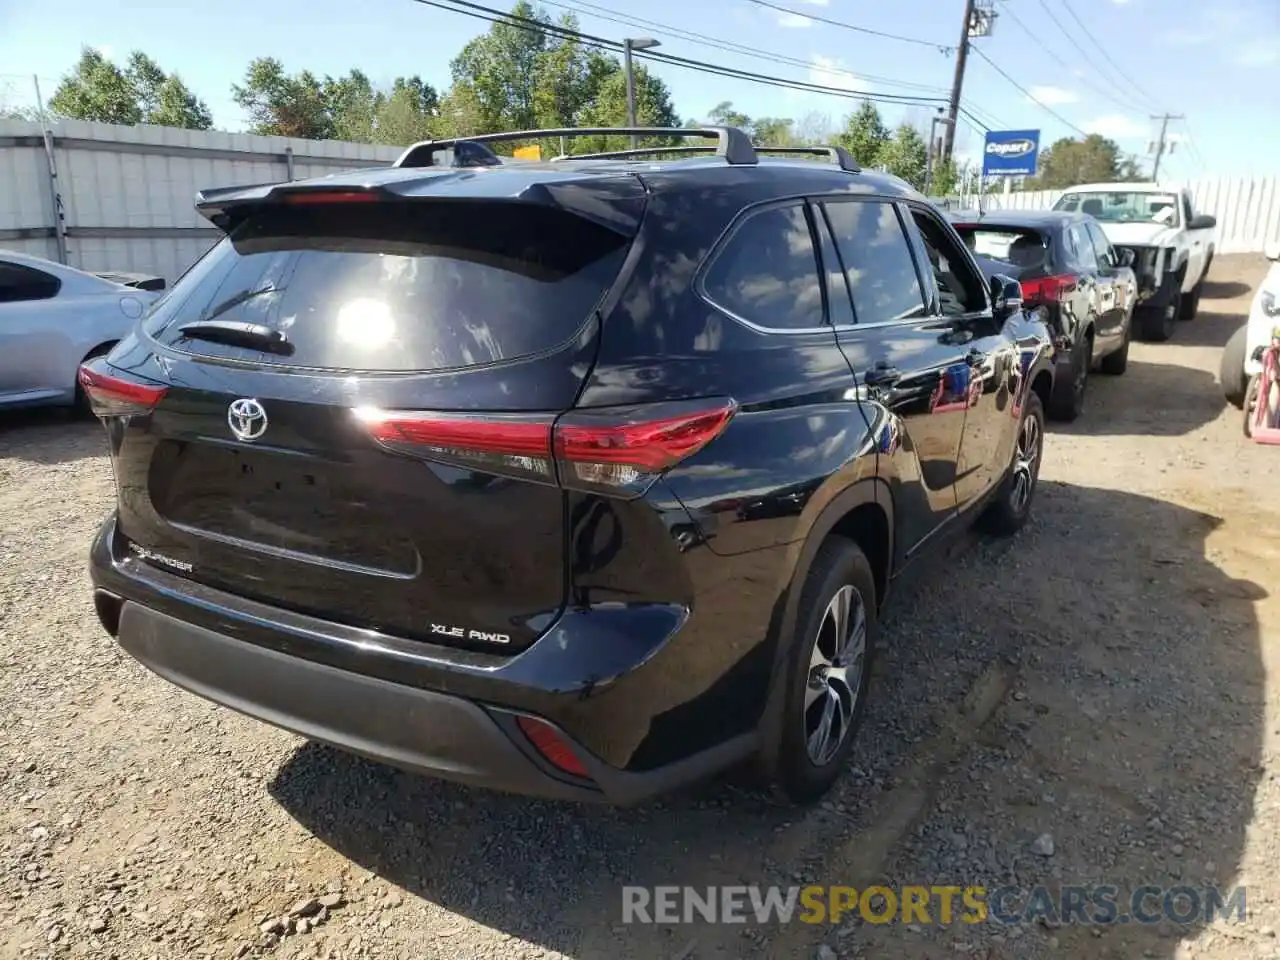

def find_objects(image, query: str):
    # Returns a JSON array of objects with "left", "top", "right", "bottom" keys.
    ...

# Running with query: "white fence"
[
  {"left": 0, "top": 119, "right": 402, "bottom": 282},
  {"left": 941, "top": 178, "right": 1280, "bottom": 255}
]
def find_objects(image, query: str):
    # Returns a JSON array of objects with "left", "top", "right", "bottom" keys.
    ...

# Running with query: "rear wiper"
[{"left": 176, "top": 319, "right": 294, "bottom": 356}]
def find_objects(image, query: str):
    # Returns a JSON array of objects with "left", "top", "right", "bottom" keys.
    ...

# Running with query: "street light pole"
[{"left": 622, "top": 37, "right": 660, "bottom": 149}]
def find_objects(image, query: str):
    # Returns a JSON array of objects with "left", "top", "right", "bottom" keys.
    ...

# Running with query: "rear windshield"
[
  {"left": 144, "top": 201, "right": 630, "bottom": 372},
  {"left": 952, "top": 226, "right": 1047, "bottom": 271}
]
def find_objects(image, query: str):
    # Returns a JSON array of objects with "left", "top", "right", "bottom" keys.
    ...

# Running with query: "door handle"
[{"left": 863, "top": 364, "right": 900, "bottom": 386}]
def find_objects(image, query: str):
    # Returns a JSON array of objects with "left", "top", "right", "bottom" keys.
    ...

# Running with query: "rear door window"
[
  {"left": 145, "top": 202, "right": 630, "bottom": 372},
  {"left": 952, "top": 226, "right": 1048, "bottom": 271},
  {"left": 701, "top": 203, "right": 825, "bottom": 330},
  {"left": 0, "top": 261, "right": 61, "bottom": 303},
  {"left": 821, "top": 200, "right": 926, "bottom": 324}
]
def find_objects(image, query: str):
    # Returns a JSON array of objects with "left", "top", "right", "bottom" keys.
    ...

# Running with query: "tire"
[
  {"left": 1048, "top": 335, "right": 1090, "bottom": 421},
  {"left": 1243, "top": 375, "right": 1261, "bottom": 438},
  {"left": 1099, "top": 320, "right": 1130, "bottom": 375},
  {"left": 1221, "top": 324, "right": 1249, "bottom": 408},
  {"left": 765, "top": 538, "right": 877, "bottom": 804},
  {"left": 1139, "top": 293, "right": 1179, "bottom": 342},
  {"left": 73, "top": 342, "right": 117, "bottom": 417},
  {"left": 1179, "top": 283, "right": 1202, "bottom": 320},
  {"left": 979, "top": 391, "right": 1045, "bottom": 537}
]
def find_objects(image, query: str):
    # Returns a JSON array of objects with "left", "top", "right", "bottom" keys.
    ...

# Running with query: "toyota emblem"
[{"left": 227, "top": 398, "right": 269, "bottom": 442}]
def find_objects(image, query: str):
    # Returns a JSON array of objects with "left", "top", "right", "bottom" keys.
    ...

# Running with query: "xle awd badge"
[{"left": 228, "top": 398, "right": 269, "bottom": 442}]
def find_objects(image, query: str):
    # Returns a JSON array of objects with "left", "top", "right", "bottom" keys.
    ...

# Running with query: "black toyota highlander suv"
[{"left": 84, "top": 127, "right": 1054, "bottom": 805}]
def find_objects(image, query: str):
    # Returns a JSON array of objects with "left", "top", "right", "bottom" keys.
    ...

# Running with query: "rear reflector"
[
  {"left": 355, "top": 398, "right": 736, "bottom": 497},
  {"left": 516, "top": 715, "right": 590, "bottom": 779},
  {"left": 1020, "top": 274, "right": 1078, "bottom": 303},
  {"left": 281, "top": 191, "right": 378, "bottom": 205},
  {"left": 77, "top": 364, "right": 167, "bottom": 417}
]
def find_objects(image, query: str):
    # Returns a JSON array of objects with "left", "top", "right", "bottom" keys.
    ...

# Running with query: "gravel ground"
[{"left": 1, "top": 254, "right": 1277, "bottom": 960}]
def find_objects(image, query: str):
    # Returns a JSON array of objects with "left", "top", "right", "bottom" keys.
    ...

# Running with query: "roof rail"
[
  {"left": 550, "top": 145, "right": 719, "bottom": 162},
  {"left": 394, "top": 126, "right": 757, "bottom": 168},
  {"left": 755, "top": 145, "right": 861, "bottom": 173}
]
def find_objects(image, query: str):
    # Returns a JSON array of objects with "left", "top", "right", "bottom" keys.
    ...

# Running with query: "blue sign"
[{"left": 982, "top": 129, "right": 1041, "bottom": 177}]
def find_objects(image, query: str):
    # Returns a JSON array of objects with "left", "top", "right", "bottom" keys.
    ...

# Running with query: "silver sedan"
[{"left": 0, "top": 251, "right": 162, "bottom": 412}]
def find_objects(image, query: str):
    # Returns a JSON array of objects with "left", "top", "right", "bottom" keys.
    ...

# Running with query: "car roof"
[
  {"left": 1062, "top": 182, "right": 1177, "bottom": 194},
  {"left": 947, "top": 208, "right": 1082, "bottom": 229}
]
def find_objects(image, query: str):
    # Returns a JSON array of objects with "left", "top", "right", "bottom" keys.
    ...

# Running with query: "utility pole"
[
  {"left": 1149, "top": 113, "right": 1183, "bottom": 182},
  {"left": 943, "top": 0, "right": 994, "bottom": 162},
  {"left": 622, "top": 37, "right": 661, "bottom": 149},
  {"left": 944, "top": 0, "right": 976, "bottom": 162}
]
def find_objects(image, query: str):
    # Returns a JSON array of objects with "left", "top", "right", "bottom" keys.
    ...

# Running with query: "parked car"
[
  {"left": 948, "top": 209, "right": 1136, "bottom": 422},
  {"left": 84, "top": 126, "right": 1054, "bottom": 805},
  {"left": 1052, "top": 183, "right": 1217, "bottom": 342},
  {"left": 92, "top": 271, "right": 166, "bottom": 292},
  {"left": 1221, "top": 239, "right": 1280, "bottom": 409},
  {"left": 0, "top": 251, "right": 162, "bottom": 412}
]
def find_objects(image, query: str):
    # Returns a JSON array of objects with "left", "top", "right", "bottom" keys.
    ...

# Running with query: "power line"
[
  {"left": 418, "top": 0, "right": 954, "bottom": 107},
  {"left": 993, "top": 0, "right": 1151, "bottom": 116},
  {"left": 742, "top": 0, "right": 955, "bottom": 52},
  {"left": 542, "top": 0, "right": 953, "bottom": 96},
  {"left": 1032, "top": 0, "right": 1160, "bottom": 113},
  {"left": 968, "top": 45, "right": 1088, "bottom": 136},
  {"left": 1057, "top": 0, "right": 1163, "bottom": 110}
]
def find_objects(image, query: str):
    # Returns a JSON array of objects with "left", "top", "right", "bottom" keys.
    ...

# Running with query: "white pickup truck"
[{"left": 1052, "top": 183, "right": 1217, "bottom": 342}]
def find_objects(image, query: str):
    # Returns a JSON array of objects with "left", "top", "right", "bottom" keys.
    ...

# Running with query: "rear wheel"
[
  {"left": 1139, "top": 292, "right": 1180, "bottom": 342},
  {"left": 980, "top": 391, "right": 1044, "bottom": 536},
  {"left": 1180, "top": 283, "right": 1202, "bottom": 320},
  {"left": 1243, "top": 375, "right": 1261, "bottom": 438},
  {"left": 765, "top": 538, "right": 877, "bottom": 803},
  {"left": 1048, "top": 335, "right": 1090, "bottom": 421},
  {"left": 1099, "top": 321, "right": 1130, "bottom": 375},
  {"left": 1221, "top": 324, "right": 1249, "bottom": 408}
]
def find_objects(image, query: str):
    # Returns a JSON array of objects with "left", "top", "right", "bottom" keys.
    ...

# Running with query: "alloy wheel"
[
  {"left": 804, "top": 584, "right": 867, "bottom": 765},
  {"left": 1010, "top": 411, "right": 1041, "bottom": 513}
]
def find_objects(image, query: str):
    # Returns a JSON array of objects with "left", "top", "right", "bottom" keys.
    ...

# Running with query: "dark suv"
[{"left": 84, "top": 127, "right": 1054, "bottom": 805}]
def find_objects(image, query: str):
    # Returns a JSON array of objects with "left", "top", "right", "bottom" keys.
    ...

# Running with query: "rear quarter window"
[{"left": 144, "top": 202, "right": 630, "bottom": 372}]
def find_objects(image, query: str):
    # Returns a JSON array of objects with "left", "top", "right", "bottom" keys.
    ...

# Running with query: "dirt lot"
[{"left": 2, "top": 254, "right": 1279, "bottom": 960}]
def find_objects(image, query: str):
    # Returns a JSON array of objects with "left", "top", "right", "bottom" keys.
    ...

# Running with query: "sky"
[{"left": 1, "top": 0, "right": 1277, "bottom": 179}]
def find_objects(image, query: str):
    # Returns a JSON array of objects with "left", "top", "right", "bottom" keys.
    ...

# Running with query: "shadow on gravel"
[
  {"left": 1199, "top": 280, "right": 1253, "bottom": 300},
  {"left": 0, "top": 409, "right": 107, "bottom": 464},
  {"left": 1160, "top": 309, "right": 1248, "bottom": 350},
  {"left": 1055, "top": 359, "right": 1223, "bottom": 437},
  {"left": 270, "top": 483, "right": 1265, "bottom": 960}
]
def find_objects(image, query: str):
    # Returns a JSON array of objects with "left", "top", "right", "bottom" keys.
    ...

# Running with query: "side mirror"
[
  {"left": 990, "top": 273, "right": 1023, "bottom": 319},
  {"left": 1265, "top": 239, "right": 1280, "bottom": 262},
  {"left": 1118, "top": 247, "right": 1136, "bottom": 267},
  {"left": 1188, "top": 213, "right": 1217, "bottom": 230}
]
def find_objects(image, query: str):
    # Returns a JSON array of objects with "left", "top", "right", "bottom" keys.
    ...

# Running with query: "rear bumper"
[{"left": 90, "top": 515, "right": 756, "bottom": 804}]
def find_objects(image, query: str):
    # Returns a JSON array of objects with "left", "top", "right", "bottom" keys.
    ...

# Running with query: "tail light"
[
  {"left": 1020, "top": 274, "right": 1078, "bottom": 303},
  {"left": 280, "top": 190, "right": 378, "bottom": 205},
  {"left": 77, "top": 363, "right": 167, "bottom": 417},
  {"left": 516, "top": 715, "right": 590, "bottom": 779},
  {"left": 354, "top": 397, "right": 736, "bottom": 497}
]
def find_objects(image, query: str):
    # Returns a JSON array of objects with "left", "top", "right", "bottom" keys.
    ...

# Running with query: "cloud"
[
  {"left": 1238, "top": 37, "right": 1280, "bottom": 66},
  {"left": 808, "top": 55, "right": 864, "bottom": 92},
  {"left": 777, "top": 12, "right": 814, "bottom": 27},
  {"left": 1027, "top": 85, "right": 1079, "bottom": 106},
  {"left": 1083, "top": 115, "right": 1148, "bottom": 139}
]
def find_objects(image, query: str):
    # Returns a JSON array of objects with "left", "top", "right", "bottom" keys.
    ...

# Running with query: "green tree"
[
  {"left": 573, "top": 63, "right": 679, "bottom": 152},
  {"left": 879, "top": 123, "right": 928, "bottom": 188},
  {"left": 373, "top": 77, "right": 440, "bottom": 146},
  {"left": 834, "top": 100, "right": 890, "bottom": 168},
  {"left": 325, "top": 70, "right": 380, "bottom": 143},
  {"left": 233, "top": 58, "right": 332, "bottom": 138},
  {"left": 1024, "top": 134, "right": 1146, "bottom": 189},
  {"left": 930, "top": 155, "right": 959, "bottom": 196},
  {"left": 49, "top": 48, "right": 212, "bottom": 129},
  {"left": 450, "top": 0, "right": 552, "bottom": 133}
]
